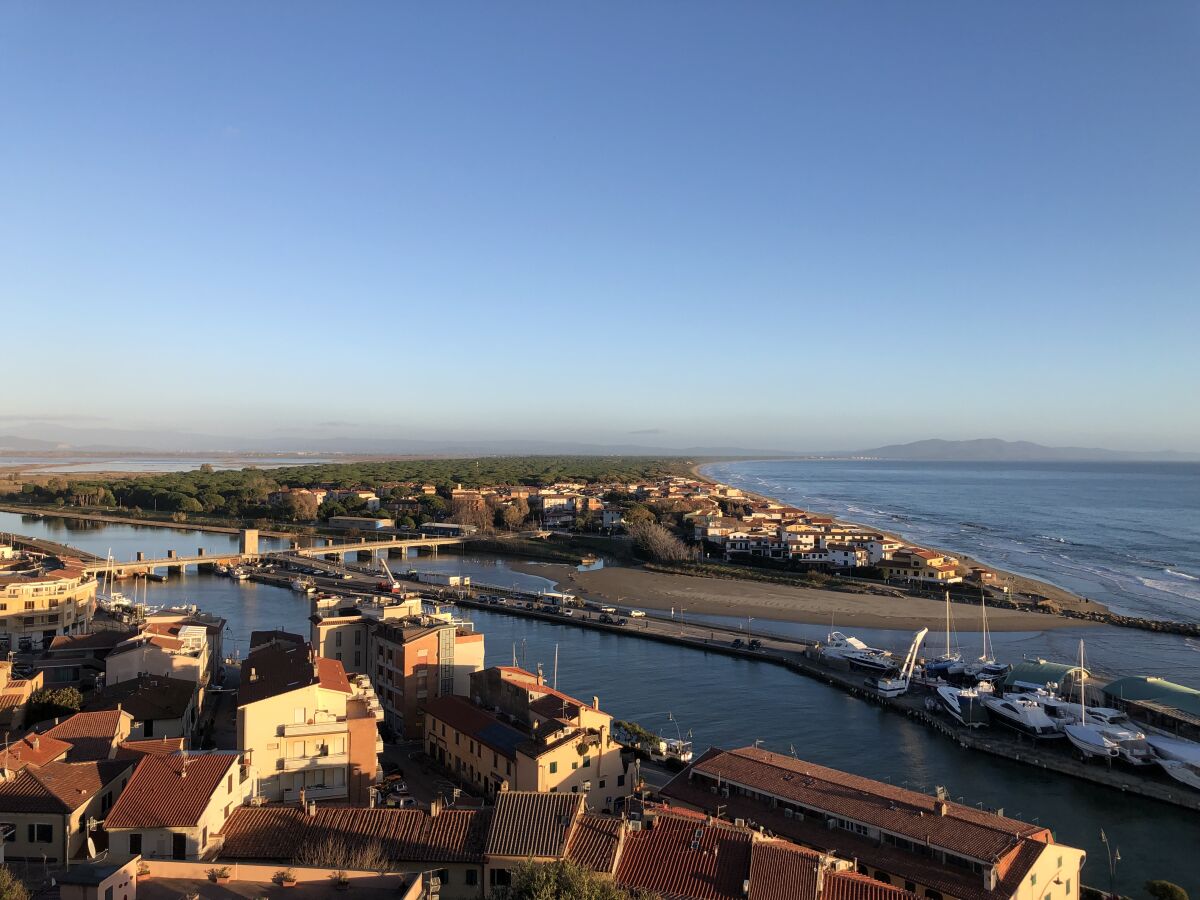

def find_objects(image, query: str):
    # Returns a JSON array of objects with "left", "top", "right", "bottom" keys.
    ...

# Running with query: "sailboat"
[
  {"left": 1064, "top": 641, "right": 1120, "bottom": 760},
  {"left": 961, "top": 593, "right": 1010, "bottom": 683},
  {"left": 924, "top": 591, "right": 963, "bottom": 678}
]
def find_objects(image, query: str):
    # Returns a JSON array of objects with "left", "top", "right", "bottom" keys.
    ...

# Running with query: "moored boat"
[
  {"left": 820, "top": 632, "right": 894, "bottom": 673},
  {"left": 936, "top": 681, "right": 992, "bottom": 727}
]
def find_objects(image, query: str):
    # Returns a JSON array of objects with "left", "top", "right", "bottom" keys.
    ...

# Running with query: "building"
[
  {"left": 661, "top": 746, "right": 1086, "bottom": 900},
  {"left": 419, "top": 523, "right": 476, "bottom": 537},
  {"left": 85, "top": 674, "right": 199, "bottom": 740},
  {"left": 878, "top": 548, "right": 963, "bottom": 584},
  {"left": 103, "top": 629, "right": 208, "bottom": 687},
  {"left": 328, "top": 515, "right": 394, "bottom": 530},
  {"left": 311, "top": 600, "right": 484, "bottom": 739},
  {"left": 39, "top": 630, "right": 134, "bottom": 692},
  {"left": 0, "top": 711, "right": 141, "bottom": 867},
  {"left": 104, "top": 750, "right": 255, "bottom": 860},
  {"left": 55, "top": 858, "right": 139, "bottom": 900},
  {"left": 236, "top": 642, "right": 382, "bottom": 804},
  {"left": 0, "top": 658, "right": 41, "bottom": 731},
  {"left": 1101, "top": 675, "right": 1200, "bottom": 741},
  {"left": 0, "top": 551, "right": 96, "bottom": 650},
  {"left": 423, "top": 667, "right": 628, "bottom": 811},
  {"left": 218, "top": 803, "right": 491, "bottom": 900}
]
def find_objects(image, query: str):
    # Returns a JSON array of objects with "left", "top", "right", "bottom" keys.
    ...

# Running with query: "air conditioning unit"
[
  {"left": 627, "top": 820, "right": 643, "bottom": 832},
  {"left": 734, "top": 818, "right": 745, "bottom": 827},
  {"left": 690, "top": 840, "right": 700, "bottom": 851},
  {"left": 783, "top": 808, "right": 794, "bottom": 819}
]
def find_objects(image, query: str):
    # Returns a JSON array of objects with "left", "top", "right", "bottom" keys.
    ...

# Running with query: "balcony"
[
  {"left": 281, "top": 752, "right": 348, "bottom": 772},
  {"left": 279, "top": 719, "right": 348, "bottom": 737}
]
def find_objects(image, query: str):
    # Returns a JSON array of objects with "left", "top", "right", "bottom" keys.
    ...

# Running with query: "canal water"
[{"left": 2, "top": 511, "right": 1196, "bottom": 893}]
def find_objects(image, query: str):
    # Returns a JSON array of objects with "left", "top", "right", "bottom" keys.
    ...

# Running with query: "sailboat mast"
[
  {"left": 945, "top": 591, "right": 951, "bottom": 658},
  {"left": 1078, "top": 639, "right": 1086, "bottom": 726}
]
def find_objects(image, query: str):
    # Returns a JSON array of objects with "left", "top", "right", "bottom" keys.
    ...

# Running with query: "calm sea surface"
[{"left": 2, "top": 509, "right": 1198, "bottom": 893}]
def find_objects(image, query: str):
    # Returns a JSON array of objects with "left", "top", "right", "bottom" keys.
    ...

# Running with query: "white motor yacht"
[
  {"left": 1147, "top": 735, "right": 1200, "bottom": 790},
  {"left": 936, "top": 681, "right": 993, "bottom": 727},
  {"left": 820, "top": 632, "right": 894, "bottom": 674},
  {"left": 983, "top": 693, "right": 1064, "bottom": 739}
]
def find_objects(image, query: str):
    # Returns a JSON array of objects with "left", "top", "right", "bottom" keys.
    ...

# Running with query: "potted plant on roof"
[
  {"left": 136, "top": 859, "right": 151, "bottom": 879},
  {"left": 331, "top": 870, "right": 350, "bottom": 891},
  {"left": 275, "top": 868, "right": 297, "bottom": 888},
  {"left": 207, "top": 865, "right": 232, "bottom": 884}
]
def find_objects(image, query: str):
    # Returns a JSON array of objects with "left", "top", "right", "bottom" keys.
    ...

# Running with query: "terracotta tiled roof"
[
  {"left": 48, "top": 631, "right": 135, "bottom": 654},
  {"left": 615, "top": 813, "right": 752, "bottom": 900},
  {"left": 661, "top": 753, "right": 1051, "bottom": 900},
  {"left": 218, "top": 806, "right": 490, "bottom": 863},
  {"left": 823, "top": 872, "right": 920, "bottom": 900},
  {"left": 104, "top": 752, "right": 240, "bottom": 828},
  {"left": 424, "top": 696, "right": 527, "bottom": 760},
  {"left": 116, "top": 737, "right": 187, "bottom": 760},
  {"left": 238, "top": 643, "right": 343, "bottom": 706},
  {"left": 683, "top": 747, "right": 1044, "bottom": 863},
  {"left": 565, "top": 814, "right": 623, "bottom": 874},
  {"left": 0, "top": 759, "right": 132, "bottom": 814},
  {"left": 0, "top": 734, "right": 73, "bottom": 772},
  {"left": 485, "top": 792, "right": 584, "bottom": 859},
  {"left": 747, "top": 841, "right": 823, "bottom": 900},
  {"left": 44, "top": 710, "right": 130, "bottom": 761}
]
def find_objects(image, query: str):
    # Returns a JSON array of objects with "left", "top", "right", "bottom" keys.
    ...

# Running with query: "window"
[
  {"left": 571, "top": 761, "right": 578, "bottom": 770},
  {"left": 104, "top": 888, "right": 113, "bottom": 900},
  {"left": 355, "top": 630, "right": 362, "bottom": 645},
  {"left": 549, "top": 761, "right": 558, "bottom": 774},
  {"left": 1031, "top": 874, "right": 1037, "bottom": 886},
  {"left": 583, "top": 757, "right": 590, "bottom": 767},
  {"left": 433, "top": 868, "right": 450, "bottom": 885},
  {"left": 599, "top": 779, "right": 605, "bottom": 788},
  {"left": 201, "top": 826, "right": 208, "bottom": 849},
  {"left": 335, "top": 632, "right": 343, "bottom": 647},
  {"left": 1066, "top": 881, "right": 1071, "bottom": 895},
  {"left": 29, "top": 823, "right": 53, "bottom": 843},
  {"left": 617, "top": 774, "right": 625, "bottom": 787},
  {"left": 465, "top": 869, "right": 478, "bottom": 886},
  {"left": 101, "top": 791, "right": 113, "bottom": 814},
  {"left": 227, "top": 774, "right": 234, "bottom": 793},
  {"left": 129, "top": 833, "right": 142, "bottom": 854}
]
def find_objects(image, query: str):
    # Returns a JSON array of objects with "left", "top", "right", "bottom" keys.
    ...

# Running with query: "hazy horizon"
[{"left": 4, "top": 4, "right": 1197, "bottom": 452}]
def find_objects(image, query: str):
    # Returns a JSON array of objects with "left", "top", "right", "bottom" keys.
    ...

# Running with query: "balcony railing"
[
  {"left": 279, "top": 720, "right": 348, "bottom": 737},
  {"left": 280, "top": 752, "right": 349, "bottom": 772}
]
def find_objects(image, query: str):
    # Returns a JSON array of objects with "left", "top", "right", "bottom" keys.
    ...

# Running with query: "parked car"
[
  {"left": 615, "top": 618, "right": 628, "bottom": 626},
  {"left": 561, "top": 609, "right": 574, "bottom": 617},
  {"left": 748, "top": 639, "right": 763, "bottom": 651},
  {"left": 628, "top": 610, "right": 647, "bottom": 618},
  {"left": 598, "top": 614, "right": 613, "bottom": 624},
  {"left": 731, "top": 638, "right": 744, "bottom": 649}
]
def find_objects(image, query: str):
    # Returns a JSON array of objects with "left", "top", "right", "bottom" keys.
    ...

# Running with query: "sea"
[
  {"left": 3, "top": 487, "right": 1200, "bottom": 892},
  {"left": 702, "top": 459, "right": 1200, "bottom": 625}
]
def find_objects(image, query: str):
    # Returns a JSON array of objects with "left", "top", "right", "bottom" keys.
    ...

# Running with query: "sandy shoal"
[{"left": 509, "top": 562, "right": 1089, "bottom": 633}]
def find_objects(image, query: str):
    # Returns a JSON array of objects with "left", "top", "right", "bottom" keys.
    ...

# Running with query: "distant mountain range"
[
  {"left": 0, "top": 428, "right": 1193, "bottom": 463},
  {"left": 850, "top": 438, "right": 1195, "bottom": 462}
]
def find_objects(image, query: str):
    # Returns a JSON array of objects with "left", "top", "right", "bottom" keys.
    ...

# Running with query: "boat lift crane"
[
  {"left": 866, "top": 627, "right": 929, "bottom": 698},
  {"left": 377, "top": 556, "right": 403, "bottom": 593}
]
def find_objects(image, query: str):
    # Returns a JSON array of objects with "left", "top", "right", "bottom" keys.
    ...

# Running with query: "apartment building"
[
  {"left": 423, "top": 666, "right": 628, "bottom": 811},
  {"left": 0, "top": 551, "right": 96, "bottom": 649},
  {"left": 236, "top": 642, "right": 382, "bottom": 804},
  {"left": 311, "top": 599, "right": 484, "bottom": 739},
  {"left": 662, "top": 746, "right": 1085, "bottom": 900}
]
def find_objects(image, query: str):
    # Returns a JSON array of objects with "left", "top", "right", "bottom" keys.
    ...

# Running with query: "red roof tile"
[
  {"left": 565, "top": 814, "right": 623, "bottom": 873},
  {"left": 615, "top": 813, "right": 752, "bottom": 900},
  {"left": 747, "top": 841, "right": 823, "bottom": 900},
  {"left": 485, "top": 792, "right": 584, "bottom": 859},
  {"left": 104, "top": 752, "right": 241, "bottom": 828},
  {"left": 1, "top": 734, "right": 73, "bottom": 772},
  {"left": 823, "top": 872, "right": 920, "bottom": 900}
]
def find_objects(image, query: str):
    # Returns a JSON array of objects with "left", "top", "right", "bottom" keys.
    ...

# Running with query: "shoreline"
[
  {"left": 508, "top": 561, "right": 1088, "bottom": 633},
  {"left": 688, "top": 460, "right": 1106, "bottom": 617}
]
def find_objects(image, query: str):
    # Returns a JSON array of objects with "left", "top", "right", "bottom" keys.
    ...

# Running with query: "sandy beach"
[{"left": 510, "top": 561, "right": 1088, "bottom": 633}]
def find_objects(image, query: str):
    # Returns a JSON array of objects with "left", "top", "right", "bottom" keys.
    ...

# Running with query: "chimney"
[
  {"left": 308, "top": 800, "right": 317, "bottom": 818},
  {"left": 249, "top": 667, "right": 257, "bottom": 682},
  {"left": 430, "top": 797, "right": 442, "bottom": 818},
  {"left": 934, "top": 800, "right": 948, "bottom": 816},
  {"left": 592, "top": 696, "right": 599, "bottom": 710},
  {"left": 31, "top": 736, "right": 38, "bottom": 750}
]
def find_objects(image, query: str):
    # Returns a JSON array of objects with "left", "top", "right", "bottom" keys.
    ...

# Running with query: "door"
[{"left": 171, "top": 833, "right": 187, "bottom": 860}]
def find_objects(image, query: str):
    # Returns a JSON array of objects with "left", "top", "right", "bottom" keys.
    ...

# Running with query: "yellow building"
[
  {"left": 424, "top": 667, "right": 629, "bottom": 811},
  {"left": 878, "top": 547, "right": 963, "bottom": 584},
  {"left": 236, "top": 642, "right": 383, "bottom": 805},
  {"left": 0, "top": 550, "right": 96, "bottom": 650}
]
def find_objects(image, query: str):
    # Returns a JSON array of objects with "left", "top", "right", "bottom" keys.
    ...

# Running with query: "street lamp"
[{"left": 1099, "top": 829, "right": 1120, "bottom": 898}]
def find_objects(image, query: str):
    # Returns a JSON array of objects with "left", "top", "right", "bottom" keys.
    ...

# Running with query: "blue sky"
[{"left": 2, "top": 3, "right": 1197, "bottom": 452}]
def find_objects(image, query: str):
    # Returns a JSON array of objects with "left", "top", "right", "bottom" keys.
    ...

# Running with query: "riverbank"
[
  {"left": 689, "top": 461, "right": 1106, "bottom": 617},
  {"left": 0, "top": 502, "right": 297, "bottom": 539},
  {"left": 508, "top": 561, "right": 1088, "bottom": 632}
]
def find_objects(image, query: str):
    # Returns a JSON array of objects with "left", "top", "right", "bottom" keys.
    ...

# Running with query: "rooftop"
[
  {"left": 0, "top": 758, "right": 132, "bottom": 813},
  {"left": 105, "top": 751, "right": 242, "bottom": 829},
  {"left": 485, "top": 791, "right": 584, "bottom": 859},
  {"left": 238, "top": 643, "right": 352, "bottom": 706},
  {"left": 43, "top": 709, "right": 131, "bottom": 761},
  {"left": 615, "top": 812, "right": 753, "bottom": 900},
  {"left": 85, "top": 674, "right": 197, "bottom": 721}
]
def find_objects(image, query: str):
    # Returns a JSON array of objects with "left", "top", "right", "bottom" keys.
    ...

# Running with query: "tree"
[
  {"left": 198, "top": 463, "right": 215, "bottom": 474},
  {"left": 509, "top": 860, "right": 658, "bottom": 900},
  {"left": 1146, "top": 882, "right": 1189, "bottom": 900},
  {"left": 627, "top": 520, "right": 698, "bottom": 563},
  {"left": 283, "top": 492, "right": 320, "bottom": 521},
  {"left": 622, "top": 504, "right": 655, "bottom": 528},
  {"left": 0, "top": 866, "right": 30, "bottom": 900},
  {"left": 499, "top": 497, "right": 529, "bottom": 530},
  {"left": 26, "top": 686, "right": 83, "bottom": 725}
]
